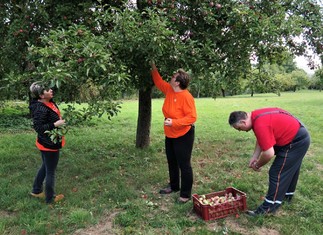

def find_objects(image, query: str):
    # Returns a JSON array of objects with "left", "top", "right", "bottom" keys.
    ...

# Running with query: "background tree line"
[{"left": 0, "top": 0, "right": 322, "bottom": 147}]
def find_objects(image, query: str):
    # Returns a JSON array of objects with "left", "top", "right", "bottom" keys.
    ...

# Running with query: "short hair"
[
  {"left": 175, "top": 69, "right": 191, "bottom": 90},
  {"left": 30, "top": 81, "right": 47, "bottom": 99},
  {"left": 228, "top": 111, "right": 248, "bottom": 126}
]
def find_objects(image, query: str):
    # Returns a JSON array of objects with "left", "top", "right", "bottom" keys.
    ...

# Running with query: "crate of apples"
[
  {"left": 197, "top": 192, "right": 241, "bottom": 206},
  {"left": 192, "top": 187, "right": 247, "bottom": 221}
]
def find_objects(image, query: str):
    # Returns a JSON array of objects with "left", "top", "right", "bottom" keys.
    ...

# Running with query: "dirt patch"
[
  {"left": 73, "top": 211, "right": 120, "bottom": 235},
  {"left": 255, "top": 227, "right": 280, "bottom": 235},
  {"left": 225, "top": 217, "right": 250, "bottom": 234},
  {"left": 224, "top": 217, "right": 280, "bottom": 235},
  {"left": 0, "top": 210, "right": 16, "bottom": 218},
  {"left": 193, "top": 214, "right": 281, "bottom": 235},
  {"left": 204, "top": 217, "right": 251, "bottom": 234},
  {"left": 315, "top": 163, "right": 323, "bottom": 171}
]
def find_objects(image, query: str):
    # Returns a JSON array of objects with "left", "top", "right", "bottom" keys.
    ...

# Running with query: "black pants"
[
  {"left": 259, "top": 126, "right": 310, "bottom": 213},
  {"left": 32, "top": 150, "right": 60, "bottom": 203},
  {"left": 165, "top": 126, "right": 195, "bottom": 198}
]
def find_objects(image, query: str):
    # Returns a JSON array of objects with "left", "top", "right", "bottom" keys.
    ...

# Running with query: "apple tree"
[
  {"left": 2, "top": 0, "right": 322, "bottom": 149},
  {"left": 27, "top": 24, "right": 130, "bottom": 125},
  {"left": 311, "top": 67, "right": 323, "bottom": 91},
  {"left": 0, "top": 0, "right": 98, "bottom": 101},
  {"left": 95, "top": 0, "right": 322, "bottom": 147},
  {"left": 99, "top": 7, "right": 187, "bottom": 148}
]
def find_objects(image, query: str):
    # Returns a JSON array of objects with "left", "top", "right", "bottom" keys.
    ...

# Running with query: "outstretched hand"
[{"left": 150, "top": 60, "right": 157, "bottom": 70}]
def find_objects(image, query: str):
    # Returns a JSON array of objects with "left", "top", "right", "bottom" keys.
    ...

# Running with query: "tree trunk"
[
  {"left": 221, "top": 88, "right": 225, "bottom": 97},
  {"left": 136, "top": 87, "right": 152, "bottom": 148}
]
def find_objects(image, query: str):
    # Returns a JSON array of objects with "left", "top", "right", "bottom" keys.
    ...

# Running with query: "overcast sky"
[{"left": 294, "top": 55, "right": 321, "bottom": 75}]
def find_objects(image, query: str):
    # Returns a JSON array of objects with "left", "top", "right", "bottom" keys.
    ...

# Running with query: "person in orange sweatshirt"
[{"left": 150, "top": 62, "right": 197, "bottom": 203}]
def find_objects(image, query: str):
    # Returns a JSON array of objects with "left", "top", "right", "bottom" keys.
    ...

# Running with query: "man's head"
[{"left": 228, "top": 111, "right": 252, "bottom": 132}]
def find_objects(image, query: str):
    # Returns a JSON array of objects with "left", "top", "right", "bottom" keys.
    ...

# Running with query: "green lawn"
[{"left": 0, "top": 90, "right": 322, "bottom": 234}]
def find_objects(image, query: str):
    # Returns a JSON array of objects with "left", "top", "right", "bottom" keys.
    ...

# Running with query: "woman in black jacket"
[{"left": 29, "top": 81, "right": 66, "bottom": 204}]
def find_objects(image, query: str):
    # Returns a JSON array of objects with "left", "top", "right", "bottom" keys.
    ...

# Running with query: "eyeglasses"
[{"left": 232, "top": 121, "right": 243, "bottom": 131}]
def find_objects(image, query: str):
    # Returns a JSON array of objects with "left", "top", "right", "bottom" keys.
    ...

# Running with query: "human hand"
[
  {"left": 54, "top": 119, "right": 66, "bottom": 127},
  {"left": 248, "top": 157, "right": 258, "bottom": 168},
  {"left": 164, "top": 118, "right": 172, "bottom": 126},
  {"left": 150, "top": 60, "right": 157, "bottom": 70},
  {"left": 251, "top": 161, "right": 261, "bottom": 172}
]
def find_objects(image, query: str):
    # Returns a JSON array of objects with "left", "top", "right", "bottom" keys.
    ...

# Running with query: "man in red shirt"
[{"left": 228, "top": 107, "right": 310, "bottom": 216}]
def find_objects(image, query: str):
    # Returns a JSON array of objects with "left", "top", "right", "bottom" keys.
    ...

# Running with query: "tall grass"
[{"left": 0, "top": 90, "right": 322, "bottom": 234}]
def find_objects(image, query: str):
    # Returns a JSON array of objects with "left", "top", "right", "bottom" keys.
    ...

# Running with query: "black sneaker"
[
  {"left": 246, "top": 206, "right": 277, "bottom": 217},
  {"left": 177, "top": 197, "right": 190, "bottom": 204},
  {"left": 159, "top": 184, "right": 179, "bottom": 194},
  {"left": 284, "top": 195, "right": 293, "bottom": 203},
  {"left": 246, "top": 210, "right": 266, "bottom": 217}
]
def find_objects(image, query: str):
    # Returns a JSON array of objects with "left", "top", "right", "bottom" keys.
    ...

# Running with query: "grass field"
[{"left": 0, "top": 90, "right": 322, "bottom": 234}]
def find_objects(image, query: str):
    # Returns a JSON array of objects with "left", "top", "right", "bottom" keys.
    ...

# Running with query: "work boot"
[{"left": 30, "top": 192, "right": 45, "bottom": 199}]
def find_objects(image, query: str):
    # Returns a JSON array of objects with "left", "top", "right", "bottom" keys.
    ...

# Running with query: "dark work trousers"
[
  {"left": 259, "top": 126, "right": 310, "bottom": 213},
  {"left": 32, "top": 150, "right": 60, "bottom": 203},
  {"left": 165, "top": 126, "right": 195, "bottom": 199}
]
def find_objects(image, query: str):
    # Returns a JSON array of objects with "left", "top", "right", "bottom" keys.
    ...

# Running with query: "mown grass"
[{"left": 0, "top": 90, "right": 322, "bottom": 234}]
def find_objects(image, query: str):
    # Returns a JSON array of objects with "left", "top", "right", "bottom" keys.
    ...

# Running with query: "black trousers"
[
  {"left": 165, "top": 126, "right": 195, "bottom": 198},
  {"left": 259, "top": 126, "right": 310, "bottom": 213}
]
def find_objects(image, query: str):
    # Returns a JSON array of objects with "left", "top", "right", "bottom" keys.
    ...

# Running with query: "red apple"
[{"left": 77, "top": 58, "right": 85, "bottom": 63}]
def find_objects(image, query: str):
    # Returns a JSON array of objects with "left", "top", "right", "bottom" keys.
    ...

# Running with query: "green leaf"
[{"left": 100, "top": 64, "right": 107, "bottom": 71}]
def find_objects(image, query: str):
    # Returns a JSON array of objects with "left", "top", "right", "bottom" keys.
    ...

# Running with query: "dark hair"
[
  {"left": 30, "top": 81, "right": 51, "bottom": 99},
  {"left": 175, "top": 69, "right": 191, "bottom": 90},
  {"left": 228, "top": 111, "right": 248, "bottom": 126}
]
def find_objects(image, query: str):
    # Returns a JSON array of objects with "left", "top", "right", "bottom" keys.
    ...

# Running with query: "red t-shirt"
[{"left": 251, "top": 107, "right": 300, "bottom": 151}]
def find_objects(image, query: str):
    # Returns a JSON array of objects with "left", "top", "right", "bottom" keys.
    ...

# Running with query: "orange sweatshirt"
[{"left": 151, "top": 69, "right": 197, "bottom": 138}]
